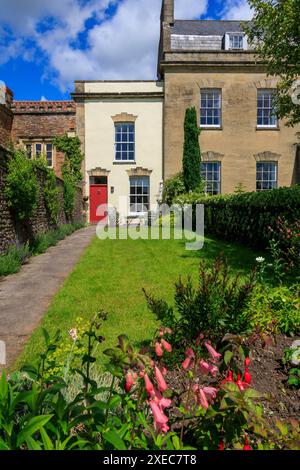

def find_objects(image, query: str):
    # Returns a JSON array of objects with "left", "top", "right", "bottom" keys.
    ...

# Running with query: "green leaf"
[
  {"left": 26, "top": 436, "right": 42, "bottom": 450},
  {"left": 17, "top": 414, "right": 53, "bottom": 447},
  {"left": 103, "top": 429, "right": 127, "bottom": 450},
  {"left": 40, "top": 428, "right": 54, "bottom": 450},
  {"left": 224, "top": 350, "right": 233, "bottom": 366}
]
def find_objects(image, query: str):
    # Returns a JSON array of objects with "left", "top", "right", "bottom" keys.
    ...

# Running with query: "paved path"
[{"left": 0, "top": 225, "right": 95, "bottom": 370}]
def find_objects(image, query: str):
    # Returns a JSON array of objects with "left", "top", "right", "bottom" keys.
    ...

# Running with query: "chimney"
[{"left": 162, "top": 0, "right": 174, "bottom": 25}]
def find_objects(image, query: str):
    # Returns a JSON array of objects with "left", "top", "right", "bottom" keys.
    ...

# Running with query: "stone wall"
[{"left": 0, "top": 151, "right": 83, "bottom": 254}]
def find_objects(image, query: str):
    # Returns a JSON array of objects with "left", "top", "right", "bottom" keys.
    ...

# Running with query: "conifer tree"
[{"left": 182, "top": 107, "right": 202, "bottom": 191}]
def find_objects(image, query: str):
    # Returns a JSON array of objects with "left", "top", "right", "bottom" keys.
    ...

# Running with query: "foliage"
[
  {"left": 62, "top": 173, "right": 76, "bottom": 221},
  {"left": 162, "top": 173, "right": 186, "bottom": 206},
  {"left": 173, "top": 183, "right": 206, "bottom": 206},
  {"left": 182, "top": 107, "right": 202, "bottom": 192},
  {"left": 242, "top": 284, "right": 300, "bottom": 336},
  {"left": 52, "top": 135, "right": 83, "bottom": 183},
  {"left": 234, "top": 183, "right": 247, "bottom": 195},
  {"left": 53, "top": 135, "right": 84, "bottom": 221},
  {"left": 32, "top": 157, "right": 60, "bottom": 225},
  {"left": 0, "top": 244, "right": 31, "bottom": 277},
  {"left": 144, "top": 255, "right": 256, "bottom": 346},
  {"left": 245, "top": 0, "right": 300, "bottom": 126},
  {"left": 2, "top": 325, "right": 298, "bottom": 450},
  {"left": 282, "top": 342, "right": 300, "bottom": 389},
  {"left": 4, "top": 150, "right": 39, "bottom": 220},
  {"left": 190, "top": 185, "right": 300, "bottom": 250},
  {"left": 269, "top": 216, "right": 300, "bottom": 274}
]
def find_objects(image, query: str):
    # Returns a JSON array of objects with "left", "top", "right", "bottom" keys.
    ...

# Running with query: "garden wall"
[
  {"left": 196, "top": 186, "right": 300, "bottom": 250},
  {"left": 0, "top": 151, "right": 83, "bottom": 254}
]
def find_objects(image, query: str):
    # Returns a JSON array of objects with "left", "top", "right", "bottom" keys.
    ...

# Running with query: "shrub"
[
  {"left": 144, "top": 256, "right": 256, "bottom": 346},
  {"left": 190, "top": 185, "right": 300, "bottom": 250},
  {"left": 0, "top": 244, "right": 31, "bottom": 277},
  {"left": 32, "top": 158, "right": 60, "bottom": 225},
  {"left": 182, "top": 107, "right": 202, "bottom": 192},
  {"left": 243, "top": 284, "right": 300, "bottom": 336},
  {"left": 4, "top": 150, "right": 39, "bottom": 220},
  {"left": 162, "top": 173, "right": 185, "bottom": 206}
]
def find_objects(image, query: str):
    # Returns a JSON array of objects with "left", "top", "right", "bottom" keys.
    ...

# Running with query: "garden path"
[{"left": 0, "top": 225, "right": 95, "bottom": 371}]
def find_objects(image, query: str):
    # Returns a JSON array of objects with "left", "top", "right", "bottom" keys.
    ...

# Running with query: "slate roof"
[{"left": 171, "top": 20, "right": 248, "bottom": 36}]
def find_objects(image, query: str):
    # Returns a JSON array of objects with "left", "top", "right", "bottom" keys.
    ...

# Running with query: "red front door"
[{"left": 89, "top": 184, "right": 108, "bottom": 223}]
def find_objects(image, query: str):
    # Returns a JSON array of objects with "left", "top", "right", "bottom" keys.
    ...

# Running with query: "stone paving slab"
[{"left": 0, "top": 225, "right": 95, "bottom": 371}]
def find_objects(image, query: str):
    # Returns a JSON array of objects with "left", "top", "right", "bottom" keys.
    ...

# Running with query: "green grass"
[{"left": 16, "top": 229, "right": 261, "bottom": 368}]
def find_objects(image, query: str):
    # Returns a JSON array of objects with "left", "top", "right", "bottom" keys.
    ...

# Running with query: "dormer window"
[
  {"left": 225, "top": 33, "right": 247, "bottom": 51},
  {"left": 229, "top": 34, "right": 244, "bottom": 49}
]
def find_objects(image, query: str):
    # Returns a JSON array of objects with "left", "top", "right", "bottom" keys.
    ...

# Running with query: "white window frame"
[
  {"left": 200, "top": 89, "right": 222, "bottom": 128},
  {"left": 225, "top": 32, "right": 248, "bottom": 50},
  {"left": 257, "top": 90, "right": 278, "bottom": 128},
  {"left": 256, "top": 162, "right": 278, "bottom": 191},
  {"left": 201, "top": 161, "right": 221, "bottom": 195},
  {"left": 114, "top": 122, "right": 135, "bottom": 163},
  {"left": 129, "top": 176, "right": 150, "bottom": 215}
]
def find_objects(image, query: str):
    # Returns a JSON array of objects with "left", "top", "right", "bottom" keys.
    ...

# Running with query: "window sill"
[
  {"left": 256, "top": 126, "right": 280, "bottom": 131},
  {"left": 113, "top": 161, "right": 136, "bottom": 165},
  {"left": 200, "top": 126, "right": 223, "bottom": 131}
]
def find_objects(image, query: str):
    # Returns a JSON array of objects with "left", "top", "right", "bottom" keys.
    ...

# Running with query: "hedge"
[{"left": 192, "top": 185, "right": 300, "bottom": 249}]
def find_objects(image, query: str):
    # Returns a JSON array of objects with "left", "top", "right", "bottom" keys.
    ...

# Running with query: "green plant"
[
  {"left": 182, "top": 107, "right": 202, "bottom": 192},
  {"left": 30, "top": 223, "right": 84, "bottom": 255},
  {"left": 243, "top": 284, "right": 300, "bottom": 336},
  {"left": 144, "top": 255, "right": 256, "bottom": 346},
  {"left": 5, "top": 150, "right": 39, "bottom": 220},
  {"left": 188, "top": 185, "right": 300, "bottom": 251},
  {"left": 283, "top": 343, "right": 300, "bottom": 389},
  {"left": 0, "top": 244, "right": 31, "bottom": 276},
  {"left": 32, "top": 157, "right": 60, "bottom": 225},
  {"left": 53, "top": 135, "right": 83, "bottom": 221},
  {"left": 162, "top": 173, "right": 186, "bottom": 206}
]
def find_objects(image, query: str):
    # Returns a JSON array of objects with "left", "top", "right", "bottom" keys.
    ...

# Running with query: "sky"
[{"left": 0, "top": 0, "right": 252, "bottom": 101}]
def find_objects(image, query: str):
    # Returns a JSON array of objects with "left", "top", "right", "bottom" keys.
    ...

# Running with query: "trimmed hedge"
[{"left": 193, "top": 185, "right": 300, "bottom": 249}]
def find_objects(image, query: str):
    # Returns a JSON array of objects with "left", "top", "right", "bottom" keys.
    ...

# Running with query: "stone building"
[
  {"left": 72, "top": 81, "right": 163, "bottom": 223},
  {"left": 11, "top": 100, "right": 76, "bottom": 178},
  {"left": 0, "top": 86, "right": 13, "bottom": 155},
  {"left": 159, "top": 0, "right": 300, "bottom": 194}
]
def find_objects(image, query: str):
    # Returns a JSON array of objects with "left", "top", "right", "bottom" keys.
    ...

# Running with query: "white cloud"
[
  {"left": 0, "top": 0, "right": 209, "bottom": 91},
  {"left": 222, "top": 1, "right": 253, "bottom": 20}
]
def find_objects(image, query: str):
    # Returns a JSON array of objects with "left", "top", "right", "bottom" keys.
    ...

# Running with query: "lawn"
[{"left": 16, "top": 229, "right": 260, "bottom": 368}]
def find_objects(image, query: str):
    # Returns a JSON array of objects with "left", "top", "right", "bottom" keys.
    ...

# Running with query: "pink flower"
[
  {"left": 155, "top": 366, "right": 168, "bottom": 393},
  {"left": 125, "top": 371, "right": 135, "bottom": 393},
  {"left": 69, "top": 328, "right": 78, "bottom": 342},
  {"left": 155, "top": 342, "right": 164, "bottom": 357},
  {"left": 152, "top": 389, "right": 172, "bottom": 409},
  {"left": 199, "top": 359, "right": 219, "bottom": 377},
  {"left": 161, "top": 367, "right": 168, "bottom": 376},
  {"left": 161, "top": 339, "right": 172, "bottom": 353},
  {"left": 144, "top": 374, "right": 155, "bottom": 396},
  {"left": 198, "top": 388, "right": 209, "bottom": 409},
  {"left": 245, "top": 357, "right": 251, "bottom": 367},
  {"left": 149, "top": 400, "right": 170, "bottom": 433},
  {"left": 204, "top": 342, "right": 222, "bottom": 362},
  {"left": 243, "top": 437, "right": 252, "bottom": 451},
  {"left": 185, "top": 348, "right": 195, "bottom": 359},
  {"left": 195, "top": 334, "right": 204, "bottom": 346},
  {"left": 182, "top": 357, "right": 192, "bottom": 370},
  {"left": 203, "top": 387, "right": 218, "bottom": 403}
]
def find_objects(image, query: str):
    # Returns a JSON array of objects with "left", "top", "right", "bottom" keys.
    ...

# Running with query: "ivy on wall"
[
  {"left": 52, "top": 135, "right": 84, "bottom": 221},
  {"left": 33, "top": 157, "right": 60, "bottom": 225}
]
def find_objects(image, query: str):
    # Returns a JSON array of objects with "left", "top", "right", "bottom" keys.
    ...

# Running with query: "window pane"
[
  {"left": 200, "top": 90, "right": 221, "bottom": 126},
  {"left": 256, "top": 162, "right": 277, "bottom": 191},
  {"left": 115, "top": 123, "right": 135, "bottom": 161},
  {"left": 129, "top": 177, "right": 150, "bottom": 212},
  {"left": 201, "top": 162, "right": 221, "bottom": 195},
  {"left": 257, "top": 91, "right": 277, "bottom": 126}
]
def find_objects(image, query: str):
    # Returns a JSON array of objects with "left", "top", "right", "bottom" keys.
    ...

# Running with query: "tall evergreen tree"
[{"left": 182, "top": 107, "right": 202, "bottom": 191}]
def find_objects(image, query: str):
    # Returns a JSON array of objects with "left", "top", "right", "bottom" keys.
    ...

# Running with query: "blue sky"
[{"left": 0, "top": 0, "right": 252, "bottom": 101}]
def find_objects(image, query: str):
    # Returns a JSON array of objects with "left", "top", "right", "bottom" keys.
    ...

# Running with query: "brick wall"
[
  {"left": 0, "top": 150, "right": 83, "bottom": 254},
  {"left": 11, "top": 101, "right": 76, "bottom": 178},
  {"left": 0, "top": 105, "right": 13, "bottom": 150}
]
